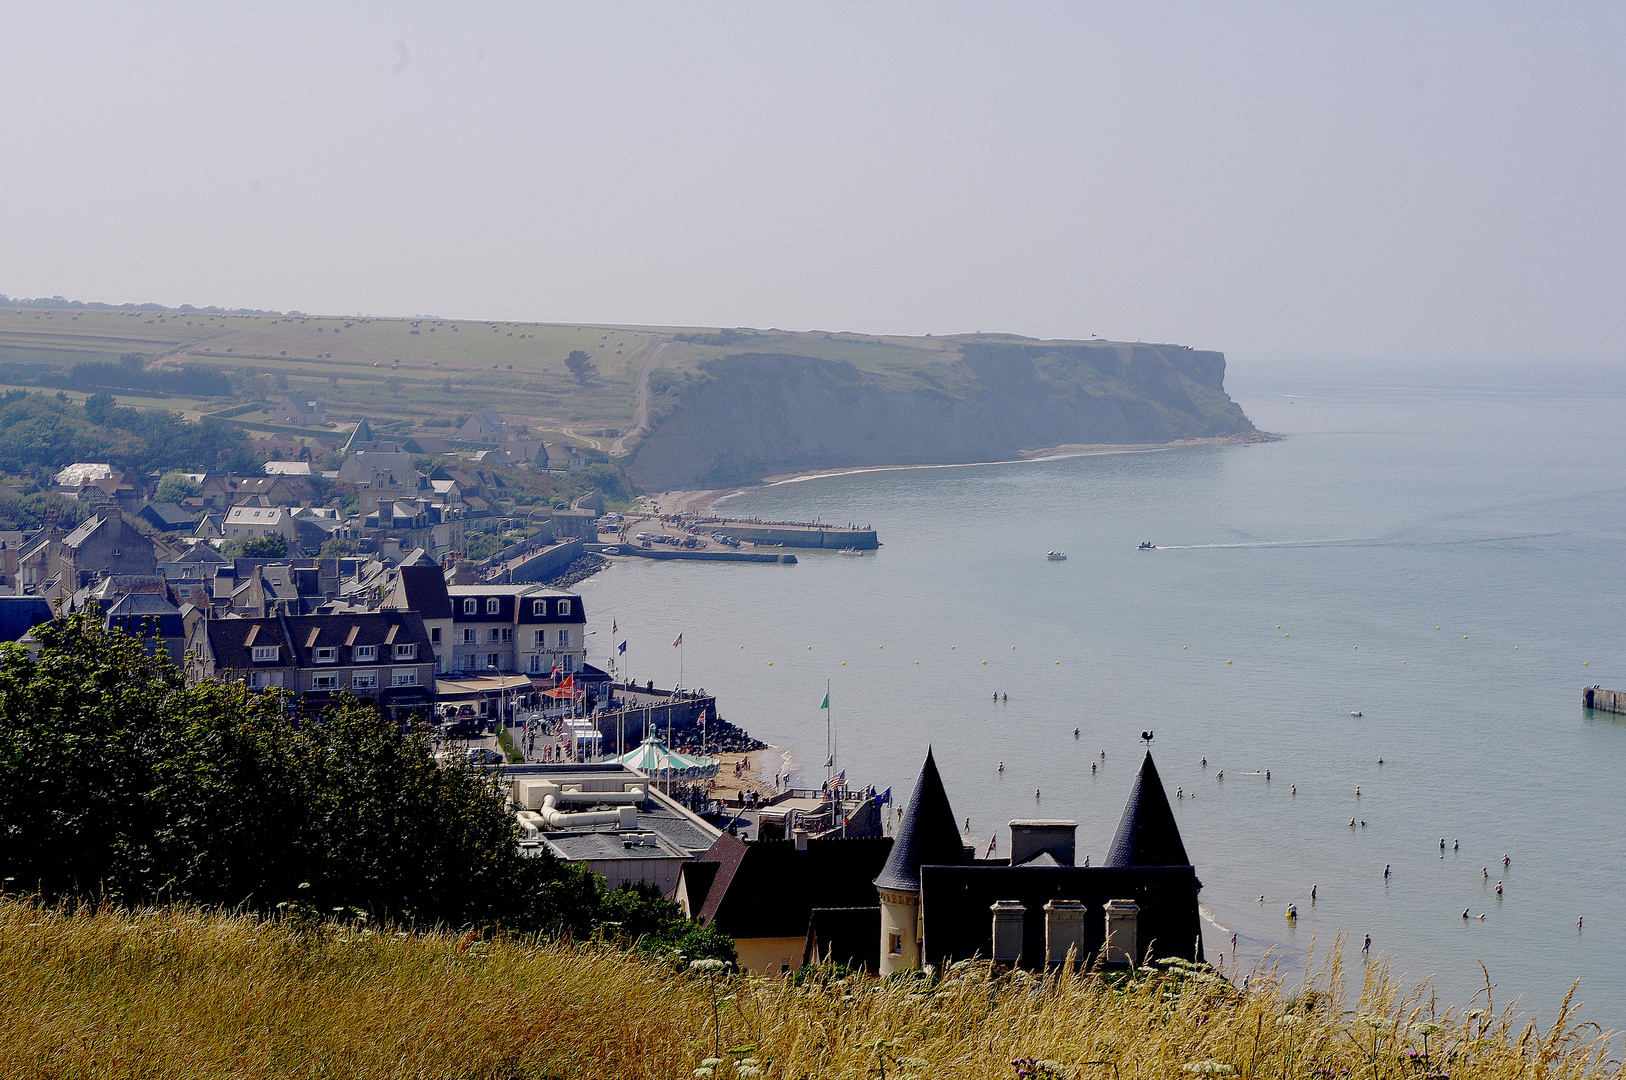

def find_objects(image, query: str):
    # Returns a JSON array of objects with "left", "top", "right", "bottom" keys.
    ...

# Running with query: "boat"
[
  {"left": 1350, "top": 710, "right": 1363, "bottom": 717},
  {"left": 1046, "top": 551, "right": 1067, "bottom": 561},
  {"left": 1138, "top": 540, "right": 1155, "bottom": 550},
  {"left": 837, "top": 548, "right": 866, "bottom": 557}
]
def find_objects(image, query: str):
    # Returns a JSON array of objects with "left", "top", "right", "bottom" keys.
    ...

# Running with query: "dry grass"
[{"left": 1, "top": 899, "right": 1618, "bottom": 1080}]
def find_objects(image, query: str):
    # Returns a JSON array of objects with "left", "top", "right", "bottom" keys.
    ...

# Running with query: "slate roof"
[
  {"left": 203, "top": 610, "right": 432, "bottom": 671},
  {"left": 395, "top": 563, "right": 453, "bottom": 619},
  {"left": 874, "top": 747, "right": 968, "bottom": 892},
  {"left": 1103, "top": 752, "right": 1191, "bottom": 868},
  {"left": 689, "top": 834, "right": 894, "bottom": 940},
  {"left": 140, "top": 502, "right": 196, "bottom": 530},
  {"left": 0, "top": 597, "right": 53, "bottom": 642}
]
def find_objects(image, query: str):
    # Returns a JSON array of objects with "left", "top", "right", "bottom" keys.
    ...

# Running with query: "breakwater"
[
  {"left": 701, "top": 519, "right": 879, "bottom": 550},
  {"left": 1583, "top": 686, "right": 1626, "bottom": 713},
  {"left": 604, "top": 546, "right": 797, "bottom": 565}
]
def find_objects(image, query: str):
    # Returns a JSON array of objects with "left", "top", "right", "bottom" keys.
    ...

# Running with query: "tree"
[
  {"left": 0, "top": 612, "right": 731, "bottom": 952},
  {"left": 564, "top": 350, "right": 597, "bottom": 384},
  {"left": 155, "top": 470, "right": 201, "bottom": 504},
  {"left": 222, "top": 534, "right": 288, "bottom": 559}
]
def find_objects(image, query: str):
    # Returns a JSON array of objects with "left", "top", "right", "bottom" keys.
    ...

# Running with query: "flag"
[
  {"left": 877, "top": 787, "right": 891, "bottom": 807},
  {"left": 829, "top": 770, "right": 846, "bottom": 792},
  {"left": 559, "top": 675, "right": 575, "bottom": 691},
  {"left": 820, "top": 691, "right": 828, "bottom": 709},
  {"left": 551, "top": 662, "right": 563, "bottom": 677},
  {"left": 612, "top": 620, "right": 618, "bottom": 634},
  {"left": 672, "top": 633, "right": 683, "bottom": 647},
  {"left": 617, "top": 640, "right": 627, "bottom": 654}
]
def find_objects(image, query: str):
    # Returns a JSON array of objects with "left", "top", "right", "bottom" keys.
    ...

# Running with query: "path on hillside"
[{"left": 610, "top": 341, "right": 668, "bottom": 457}]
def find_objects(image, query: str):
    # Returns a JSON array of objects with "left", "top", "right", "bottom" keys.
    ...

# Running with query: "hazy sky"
[{"left": 2, "top": 4, "right": 1622, "bottom": 362}]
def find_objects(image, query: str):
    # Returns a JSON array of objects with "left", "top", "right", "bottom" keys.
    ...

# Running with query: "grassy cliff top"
[
  {"left": 0, "top": 304, "right": 1216, "bottom": 449},
  {"left": 0, "top": 898, "right": 1607, "bottom": 1080}
]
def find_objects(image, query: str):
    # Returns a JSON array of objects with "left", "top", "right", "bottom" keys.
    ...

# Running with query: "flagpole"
[{"left": 825, "top": 678, "right": 832, "bottom": 790}]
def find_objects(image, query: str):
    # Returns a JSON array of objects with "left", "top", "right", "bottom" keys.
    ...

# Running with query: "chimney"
[
  {"left": 990, "top": 900, "right": 1025, "bottom": 965},
  {"left": 1044, "top": 899, "right": 1086, "bottom": 966},
  {"left": 1103, "top": 899, "right": 1140, "bottom": 966},
  {"left": 1009, "top": 819, "right": 1076, "bottom": 867},
  {"left": 793, "top": 827, "right": 808, "bottom": 853}
]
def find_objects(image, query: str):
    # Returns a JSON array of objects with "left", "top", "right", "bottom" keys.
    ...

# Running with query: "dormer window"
[
  {"left": 354, "top": 645, "right": 376, "bottom": 662},
  {"left": 485, "top": 598, "right": 499, "bottom": 614},
  {"left": 394, "top": 643, "right": 416, "bottom": 660},
  {"left": 532, "top": 599, "right": 545, "bottom": 616},
  {"left": 314, "top": 647, "right": 337, "bottom": 664},
  {"left": 251, "top": 645, "right": 280, "bottom": 663},
  {"left": 463, "top": 598, "right": 476, "bottom": 614},
  {"left": 557, "top": 599, "right": 570, "bottom": 616}
]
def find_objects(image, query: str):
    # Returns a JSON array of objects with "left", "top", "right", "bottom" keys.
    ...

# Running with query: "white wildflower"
[
  {"left": 1180, "top": 1061, "right": 1234, "bottom": 1075},
  {"left": 1276, "top": 1014, "right": 1304, "bottom": 1026},
  {"left": 693, "top": 1069, "right": 713, "bottom": 1078},
  {"left": 701, "top": 1059, "right": 724, "bottom": 1069}
]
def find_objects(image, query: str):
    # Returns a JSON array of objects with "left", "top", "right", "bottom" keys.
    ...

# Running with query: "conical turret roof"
[
  {"left": 1103, "top": 752, "right": 1191, "bottom": 868},
  {"left": 874, "top": 748, "right": 967, "bottom": 892},
  {"left": 343, "top": 419, "right": 373, "bottom": 452}
]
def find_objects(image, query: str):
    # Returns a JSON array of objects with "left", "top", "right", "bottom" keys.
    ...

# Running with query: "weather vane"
[{"left": 1140, "top": 730, "right": 1154, "bottom": 746}]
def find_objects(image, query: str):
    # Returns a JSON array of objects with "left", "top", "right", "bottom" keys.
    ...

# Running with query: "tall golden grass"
[{"left": 0, "top": 898, "right": 1616, "bottom": 1080}]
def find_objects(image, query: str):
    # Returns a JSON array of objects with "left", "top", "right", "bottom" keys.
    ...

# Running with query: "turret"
[
  {"left": 1103, "top": 752, "right": 1190, "bottom": 867},
  {"left": 874, "top": 748, "right": 966, "bottom": 973}
]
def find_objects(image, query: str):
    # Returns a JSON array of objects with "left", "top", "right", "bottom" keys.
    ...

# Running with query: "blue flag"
[
  {"left": 618, "top": 640, "right": 627, "bottom": 654},
  {"left": 877, "top": 787, "right": 891, "bottom": 807}
]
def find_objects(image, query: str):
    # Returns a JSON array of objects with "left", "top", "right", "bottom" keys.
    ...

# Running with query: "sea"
[{"left": 577, "top": 359, "right": 1626, "bottom": 1028}]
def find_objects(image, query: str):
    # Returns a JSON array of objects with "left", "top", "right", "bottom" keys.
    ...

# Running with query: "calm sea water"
[{"left": 580, "top": 360, "right": 1626, "bottom": 1027}]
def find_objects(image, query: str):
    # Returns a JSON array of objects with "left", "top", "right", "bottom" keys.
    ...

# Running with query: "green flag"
[{"left": 820, "top": 692, "right": 829, "bottom": 709}]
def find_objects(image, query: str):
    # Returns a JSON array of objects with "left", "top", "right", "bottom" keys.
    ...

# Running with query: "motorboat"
[
  {"left": 1138, "top": 540, "right": 1155, "bottom": 550},
  {"left": 838, "top": 548, "right": 866, "bottom": 556},
  {"left": 1350, "top": 710, "right": 1363, "bottom": 717},
  {"left": 1046, "top": 551, "right": 1067, "bottom": 561}
]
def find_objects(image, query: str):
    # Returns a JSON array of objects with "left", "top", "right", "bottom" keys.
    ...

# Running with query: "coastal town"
[{"left": 0, "top": 399, "right": 1210, "bottom": 977}]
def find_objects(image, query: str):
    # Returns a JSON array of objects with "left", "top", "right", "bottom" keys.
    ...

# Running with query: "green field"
[{"left": 0, "top": 306, "right": 1032, "bottom": 448}]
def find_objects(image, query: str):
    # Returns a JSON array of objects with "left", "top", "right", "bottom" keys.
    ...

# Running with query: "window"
[
  {"left": 352, "top": 673, "right": 377, "bottom": 690},
  {"left": 533, "top": 629, "right": 545, "bottom": 647},
  {"left": 313, "top": 675, "right": 338, "bottom": 690},
  {"left": 462, "top": 628, "right": 475, "bottom": 644},
  {"left": 429, "top": 627, "right": 441, "bottom": 644},
  {"left": 487, "top": 628, "right": 500, "bottom": 643},
  {"left": 557, "top": 629, "right": 569, "bottom": 648},
  {"left": 486, "top": 652, "right": 500, "bottom": 669},
  {"left": 563, "top": 655, "right": 576, "bottom": 673},
  {"left": 557, "top": 599, "right": 570, "bottom": 615},
  {"left": 314, "top": 647, "right": 336, "bottom": 664},
  {"left": 532, "top": 599, "right": 545, "bottom": 615},
  {"left": 888, "top": 933, "right": 902, "bottom": 955},
  {"left": 501, "top": 627, "right": 512, "bottom": 642},
  {"left": 392, "top": 670, "right": 418, "bottom": 687},
  {"left": 528, "top": 655, "right": 541, "bottom": 672},
  {"left": 354, "top": 645, "right": 376, "bottom": 661},
  {"left": 485, "top": 598, "right": 499, "bottom": 614},
  {"left": 393, "top": 643, "right": 416, "bottom": 660},
  {"left": 463, "top": 598, "right": 476, "bottom": 614},
  {"left": 252, "top": 645, "right": 279, "bottom": 663}
]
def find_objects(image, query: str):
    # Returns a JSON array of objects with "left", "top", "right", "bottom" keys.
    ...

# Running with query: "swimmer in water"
[
  {"left": 1035, "top": 788, "right": 1041, "bottom": 800},
  {"left": 1578, "top": 916, "right": 1583, "bottom": 930},
  {"left": 1291, "top": 785, "right": 1296, "bottom": 795},
  {"left": 1453, "top": 839, "right": 1459, "bottom": 850},
  {"left": 1356, "top": 787, "right": 1361, "bottom": 797},
  {"left": 1441, "top": 839, "right": 1446, "bottom": 850},
  {"left": 1266, "top": 770, "right": 1271, "bottom": 780},
  {"left": 1311, "top": 885, "right": 1317, "bottom": 902},
  {"left": 1495, "top": 882, "right": 1502, "bottom": 895},
  {"left": 1177, "top": 787, "right": 1183, "bottom": 798},
  {"left": 1202, "top": 758, "right": 1208, "bottom": 768},
  {"left": 1217, "top": 770, "right": 1224, "bottom": 780},
  {"left": 1100, "top": 750, "right": 1106, "bottom": 760},
  {"left": 1363, "top": 934, "right": 1371, "bottom": 953},
  {"left": 1377, "top": 758, "right": 1383, "bottom": 765},
  {"left": 1091, "top": 762, "right": 1097, "bottom": 774},
  {"left": 1477, "top": 913, "right": 1485, "bottom": 920},
  {"left": 998, "top": 761, "right": 1004, "bottom": 773},
  {"left": 1483, "top": 868, "right": 1489, "bottom": 879},
  {"left": 1463, "top": 909, "right": 1470, "bottom": 919},
  {"left": 1350, "top": 818, "right": 1357, "bottom": 828},
  {"left": 1361, "top": 820, "right": 1366, "bottom": 827},
  {"left": 1503, "top": 854, "right": 1511, "bottom": 867},
  {"left": 1385, "top": 864, "right": 1391, "bottom": 878},
  {"left": 1073, "top": 728, "right": 1079, "bottom": 738}
]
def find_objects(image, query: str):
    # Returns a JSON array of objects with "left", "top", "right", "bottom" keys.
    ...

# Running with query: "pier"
[
  {"left": 693, "top": 517, "right": 879, "bottom": 550},
  {"left": 1583, "top": 686, "right": 1626, "bottom": 714}
]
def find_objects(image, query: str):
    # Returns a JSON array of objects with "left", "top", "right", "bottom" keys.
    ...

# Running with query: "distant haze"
[{"left": 2, "top": 3, "right": 1622, "bottom": 364}]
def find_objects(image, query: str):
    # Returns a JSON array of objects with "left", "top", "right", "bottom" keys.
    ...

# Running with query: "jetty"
[
  {"left": 691, "top": 516, "right": 879, "bottom": 550},
  {"left": 1583, "top": 686, "right": 1626, "bottom": 714}
]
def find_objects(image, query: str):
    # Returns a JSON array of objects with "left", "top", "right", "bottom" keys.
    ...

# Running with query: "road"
[{"left": 610, "top": 340, "right": 668, "bottom": 457}]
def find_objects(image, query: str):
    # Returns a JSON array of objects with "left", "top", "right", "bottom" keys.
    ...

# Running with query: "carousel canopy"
[{"left": 609, "top": 735, "right": 719, "bottom": 779}]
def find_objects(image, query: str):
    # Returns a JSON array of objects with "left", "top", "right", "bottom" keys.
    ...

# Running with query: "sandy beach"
[{"left": 638, "top": 433, "right": 1280, "bottom": 518}]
